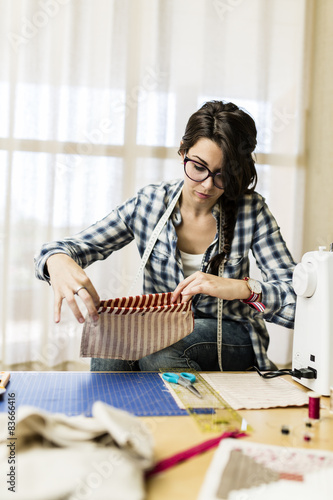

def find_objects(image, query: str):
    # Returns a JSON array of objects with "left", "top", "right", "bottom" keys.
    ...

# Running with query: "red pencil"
[{"left": 146, "top": 430, "right": 248, "bottom": 478}]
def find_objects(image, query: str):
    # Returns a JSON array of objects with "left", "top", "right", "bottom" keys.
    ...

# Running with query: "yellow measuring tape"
[{"left": 161, "top": 370, "right": 250, "bottom": 433}]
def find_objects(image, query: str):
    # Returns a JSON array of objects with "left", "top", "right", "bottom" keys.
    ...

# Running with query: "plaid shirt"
[{"left": 35, "top": 178, "right": 296, "bottom": 369}]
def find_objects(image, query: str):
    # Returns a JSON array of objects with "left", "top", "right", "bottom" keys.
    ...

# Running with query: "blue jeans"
[{"left": 90, "top": 316, "right": 256, "bottom": 372}]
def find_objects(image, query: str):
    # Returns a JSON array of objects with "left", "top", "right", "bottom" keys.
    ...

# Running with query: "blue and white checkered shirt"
[{"left": 35, "top": 178, "right": 296, "bottom": 369}]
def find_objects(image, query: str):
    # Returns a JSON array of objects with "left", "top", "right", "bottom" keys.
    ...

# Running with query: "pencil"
[{"left": 145, "top": 430, "right": 248, "bottom": 477}]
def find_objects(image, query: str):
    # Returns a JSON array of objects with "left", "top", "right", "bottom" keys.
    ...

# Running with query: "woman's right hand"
[{"left": 46, "top": 253, "right": 100, "bottom": 324}]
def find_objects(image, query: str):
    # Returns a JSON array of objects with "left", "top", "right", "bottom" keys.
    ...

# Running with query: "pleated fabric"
[{"left": 80, "top": 293, "right": 194, "bottom": 360}]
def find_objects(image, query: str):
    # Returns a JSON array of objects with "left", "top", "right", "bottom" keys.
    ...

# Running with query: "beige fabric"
[{"left": 0, "top": 402, "right": 154, "bottom": 500}]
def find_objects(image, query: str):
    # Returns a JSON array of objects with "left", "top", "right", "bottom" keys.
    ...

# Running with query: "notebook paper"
[{"left": 201, "top": 373, "right": 309, "bottom": 410}]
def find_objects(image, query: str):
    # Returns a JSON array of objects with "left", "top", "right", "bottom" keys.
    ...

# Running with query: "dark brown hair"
[{"left": 178, "top": 100, "right": 258, "bottom": 273}]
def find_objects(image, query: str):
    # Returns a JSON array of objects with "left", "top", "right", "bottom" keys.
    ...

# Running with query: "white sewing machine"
[{"left": 292, "top": 246, "right": 333, "bottom": 395}]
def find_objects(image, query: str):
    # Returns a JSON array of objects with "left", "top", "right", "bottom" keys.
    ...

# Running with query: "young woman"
[{"left": 35, "top": 101, "right": 296, "bottom": 371}]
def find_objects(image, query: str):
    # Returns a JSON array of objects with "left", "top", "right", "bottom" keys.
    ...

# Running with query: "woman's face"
[{"left": 181, "top": 137, "right": 224, "bottom": 209}]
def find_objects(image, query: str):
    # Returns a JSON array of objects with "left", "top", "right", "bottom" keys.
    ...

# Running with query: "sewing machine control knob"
[{"left": 292, "top": 261, "right": 317, "bottom": 297}]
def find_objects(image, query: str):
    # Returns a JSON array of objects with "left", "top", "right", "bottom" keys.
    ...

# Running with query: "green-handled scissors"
[{"left": 162, "top": 372, "right": 202, "bottom": 399}]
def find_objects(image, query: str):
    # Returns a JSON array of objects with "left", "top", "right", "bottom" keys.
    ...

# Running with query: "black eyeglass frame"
[{"left": 183, "top": 155, "right": 224, "bottom": 190}]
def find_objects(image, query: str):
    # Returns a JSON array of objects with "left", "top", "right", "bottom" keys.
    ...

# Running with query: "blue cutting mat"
[{"left": 0, "top": 372, "right": 187, "bottom": 417}]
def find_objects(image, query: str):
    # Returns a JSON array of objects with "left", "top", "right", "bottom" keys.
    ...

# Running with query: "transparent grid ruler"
[{"left": 160, "top": 370, "right": 250, "bottom": 433}]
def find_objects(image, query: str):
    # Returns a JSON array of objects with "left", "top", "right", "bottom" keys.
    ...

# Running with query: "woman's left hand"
[{"left": 172, "top": 271, "right": 251, "bottom": 303}]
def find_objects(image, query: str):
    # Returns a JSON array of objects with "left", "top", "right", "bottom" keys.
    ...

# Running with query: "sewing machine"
[{"left": 292, "top": 246, "right": 333, "bottom": 396}]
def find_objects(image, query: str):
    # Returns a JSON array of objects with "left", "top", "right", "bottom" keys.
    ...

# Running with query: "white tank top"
[{"left": 179, "top": 250, "right": 204, "bottom": 279}]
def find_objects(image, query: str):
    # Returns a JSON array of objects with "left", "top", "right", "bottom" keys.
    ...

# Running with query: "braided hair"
[{"left": 178, "top": 100, "right": 258, "bottom": 274}]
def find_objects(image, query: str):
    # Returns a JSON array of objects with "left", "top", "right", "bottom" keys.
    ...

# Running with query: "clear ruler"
[{"left": 161, "top": 370, "right": 250, "bottom": 433}]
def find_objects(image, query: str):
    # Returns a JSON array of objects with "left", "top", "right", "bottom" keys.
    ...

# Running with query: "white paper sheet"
[{"left": 201, "top": 373, "right": 309, "bottom": 410}]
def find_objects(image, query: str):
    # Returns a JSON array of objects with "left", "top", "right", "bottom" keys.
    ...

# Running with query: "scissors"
[{"left": 162, "top": 372, "right": 202, "bottom": 399}]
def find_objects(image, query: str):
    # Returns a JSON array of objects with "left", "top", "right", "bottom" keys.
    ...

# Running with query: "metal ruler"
[{"left": 161, "top": 370, "right": 250, "bottom": 433}]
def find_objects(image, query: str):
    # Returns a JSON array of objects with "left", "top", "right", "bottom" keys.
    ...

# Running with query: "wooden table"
[{"left": 143, "top": 377, "right": 333, "bottom": 500}]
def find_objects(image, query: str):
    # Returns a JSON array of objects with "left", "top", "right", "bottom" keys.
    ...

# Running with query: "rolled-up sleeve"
[{"left": 250, "top": 200, "right": 296, "bottom": 328}]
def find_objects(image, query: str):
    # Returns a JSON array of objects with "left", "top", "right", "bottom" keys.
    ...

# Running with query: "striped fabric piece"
[{"left": 80, "top": 292, "right": 194, "bottom": 360}]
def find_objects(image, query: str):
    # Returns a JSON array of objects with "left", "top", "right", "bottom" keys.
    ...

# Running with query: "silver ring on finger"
[{"left": 74, "top": 286, "right": 86, "bottom": 295}]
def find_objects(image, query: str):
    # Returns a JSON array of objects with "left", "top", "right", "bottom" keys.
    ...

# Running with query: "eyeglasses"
[{"left": 183, "top": 155, "right": 224, "bottom": 189}]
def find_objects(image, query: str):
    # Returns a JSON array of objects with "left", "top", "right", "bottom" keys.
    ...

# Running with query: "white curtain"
[{"left": 0, "top": 0, "right": 308, "bottom": 370}]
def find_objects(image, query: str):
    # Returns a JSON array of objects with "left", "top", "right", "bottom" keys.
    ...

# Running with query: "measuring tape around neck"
[
  {"left": 128, "top": 184, "right": 183, "bottom": 295},
  {"left": 129, "top": 184, "right": 225, "bottom": 372},
  {"left": 217, "top": 204, "right": 225, "bottom": 372}
]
